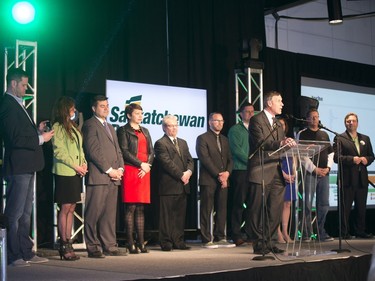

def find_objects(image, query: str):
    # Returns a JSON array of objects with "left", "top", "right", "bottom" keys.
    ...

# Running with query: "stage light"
[
  {"left": 12, "top": 1, "right": 35, "bottom": 24},
  {"left": 327, "top": 0, "right": 343, "bottom": 24}
]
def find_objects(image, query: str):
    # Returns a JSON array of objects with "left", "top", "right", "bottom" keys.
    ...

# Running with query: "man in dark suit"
[
  {"left": 82, "top": 95, "right": 126, "bottom": 258},
  {"left": 333, "top": 112, "right": 374, "bottom": 239},
  {"left": 154, "top": 115, "right": 194, "bottom": 251},
  {"left": 247, "top": 91, "right": 296, "bottom": 255},
  {"left": 0, "top": 68, "right": 54, "bottom": 267},
  {"left": 196, "top": 112, "right": 234, "bottom": 248}
]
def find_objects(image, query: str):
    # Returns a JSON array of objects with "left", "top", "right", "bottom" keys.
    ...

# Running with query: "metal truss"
[{"left": 234, "top": 66, "right": 263, "bottom": 121}]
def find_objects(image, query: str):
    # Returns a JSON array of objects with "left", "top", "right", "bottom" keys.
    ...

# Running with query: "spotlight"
[
  {"left": 12, "top": 1, "right": 35, "bottom": 24},
  {"left": 327, "top": 0, "right": 343, "bottom": 24}
]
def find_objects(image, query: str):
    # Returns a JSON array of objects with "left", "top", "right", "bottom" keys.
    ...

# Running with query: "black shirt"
[{"left": 299, "top": 128, "right": 333, "bottom": 168}]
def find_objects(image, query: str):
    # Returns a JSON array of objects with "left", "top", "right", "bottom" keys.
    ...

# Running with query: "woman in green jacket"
[{"left": 52, "top": 96, "right": 87, "bottom": 261}]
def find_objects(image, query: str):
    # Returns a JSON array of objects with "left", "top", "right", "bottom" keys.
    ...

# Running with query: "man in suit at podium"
[
  {"left": 333, "top": 112, "right": 374, "bottom": 239},
  {"left": 247, "top": 91, "right": 296, "bottom": 255}
]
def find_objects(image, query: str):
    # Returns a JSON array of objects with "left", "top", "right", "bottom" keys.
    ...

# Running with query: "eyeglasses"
[{"left": 212, "top": 120, "right": 224, "bottom": 123}]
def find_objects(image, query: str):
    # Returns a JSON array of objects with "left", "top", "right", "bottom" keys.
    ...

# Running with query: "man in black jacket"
[
  {"left": 333, "top": 112, "right": 374, "bottom": 239},
  {"left": 154, "top": 115, "right": 194, "bottom": 251},
  {"left": 0, "top": 68, "right": 53, "bottom": 267},
  {"left": 247, "top": 91, "right": 295, "bottom": 255},
  {"left": 196, "top": 112, "right": 234, "bottom": 248}
]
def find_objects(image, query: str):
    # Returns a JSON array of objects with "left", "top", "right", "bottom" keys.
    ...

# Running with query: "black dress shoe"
[
  {"left": 161, "top": 244, "right": 173, "bottom": 251},
  {"left": 103, "top": 249, "right": 128, "bottom": 256},
  {"left": 253, "top": 247, "right": 270, "bottom": 255},
  {"left": 356, "top": 232, "right": 374, "bottom": 239},
  {"left": 270, "top": 246, "right": 285, "bottom": 254},
  {"left": 235, "top": 239, "right": 246, "bottom": 246},
  {"left": 173, "top": 244, "right": 191, "bottom": 250},
  {"left": 88, "top": 251, "right": 105, "bottom": 258}
]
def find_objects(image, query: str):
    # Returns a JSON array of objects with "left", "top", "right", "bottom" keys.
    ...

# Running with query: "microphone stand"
[
  {"left": 249, "top": 123, "right": 280, "bottom": 261},
  {"left": 317, "top": 123, "right": 350, "bottom": 253}
]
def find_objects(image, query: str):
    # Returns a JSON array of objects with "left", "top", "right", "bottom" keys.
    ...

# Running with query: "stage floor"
[{"left": 5, "top": 238, "right": 375, "bottom": 281}]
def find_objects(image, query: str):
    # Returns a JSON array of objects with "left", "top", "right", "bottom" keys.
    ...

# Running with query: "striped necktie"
[
  {"left": 103, "top": 121, "right": 113, "bottom": 141},
  {"left": 173, "top": 138, "right": 181, "bottom": 156}
]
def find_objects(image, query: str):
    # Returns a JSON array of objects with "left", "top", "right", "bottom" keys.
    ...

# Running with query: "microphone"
[
  {"left": 285, "top": 114, "right": 309, "bottom": 123},
  {"left": 318, "top": 121, "right": 325, "bottom": 129}
]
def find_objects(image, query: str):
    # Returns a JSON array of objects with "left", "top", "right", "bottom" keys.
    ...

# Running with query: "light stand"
[
  {"left": 318, "top": 123, "right": 350, "bottom": 253},
  {"left": 249, "top": 122, "right": 280, "bottom": 261}
]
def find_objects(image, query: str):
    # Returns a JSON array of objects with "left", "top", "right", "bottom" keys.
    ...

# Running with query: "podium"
[{"left": 276, "top": 140, "right": 335, "bottom": 257}]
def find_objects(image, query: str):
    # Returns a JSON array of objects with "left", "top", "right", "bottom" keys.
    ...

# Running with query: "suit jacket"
[
  {"left": 82, "top": 116, "right": 124, "bottom": 186},
  {"left": 247, "top": 111, "right": 285, "bottom": 185},
  {"left": 52, "top": 123, "right": 86, "bottom": 176},
  {"left": 0, "top": 94, "right": 44, "bottom": 176},
  {"left": 196, "top": 130, "right": 233, "bottom": 186},
  {"left": 154, "top": 134, "right": 194, "bottom": 195},
  {"left": 334, "top": 131, "right": 374, "bottom": 189}
]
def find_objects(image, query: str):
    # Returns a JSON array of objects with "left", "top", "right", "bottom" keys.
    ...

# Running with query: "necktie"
[
  {"left": 353, "top": 137, "right": 360, "bottom": 154},
  {"left": 216, "top": 134, "right": 222, "bottom": 152},
  {"left": 272, "top": 117, "right": 276, "bottom": 127},
  {"left": 173, "top": 138, "right": 181, "bottom": 156},
  {"left": 103, "top": 121, "right": 113, "bottom": 141}
]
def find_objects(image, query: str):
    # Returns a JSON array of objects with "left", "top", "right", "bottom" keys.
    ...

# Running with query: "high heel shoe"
[
  {"left": 59, "top": 239, "right": 80, "bottom": 261},
  {"left": 137, "top": 242, "right": 149, "bottom": 253},
  {"left": 128, "top": 243, "right": 140, "bottom": 254},
  {"left": 67, "top": 239, "right": 80, "bottom": 260}
]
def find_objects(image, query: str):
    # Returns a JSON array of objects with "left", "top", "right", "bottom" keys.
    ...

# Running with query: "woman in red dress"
[{"left": 117, "top": 104, "right": 154, "bottom": 253}]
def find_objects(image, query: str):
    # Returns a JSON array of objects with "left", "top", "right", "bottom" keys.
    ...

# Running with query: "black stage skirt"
[{"left": 54, "top": 174, "right": 82, "bottom": 204}]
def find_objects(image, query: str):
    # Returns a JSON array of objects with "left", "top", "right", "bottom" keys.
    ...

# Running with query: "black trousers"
[
  {"left": 340, "top": 182, "right": 368, "bottom": 235},
  {"left": 200, "top": 184, "right": 228, "bottom": 243},
  {"left": 230, "top": 170, "right": 252, "bottom": 241},
  {"left": 159, "top": 193, "right": 187, "bottom": 247},
  {"left": 248, "top": 174, "right": 285, "bottom": 249}
]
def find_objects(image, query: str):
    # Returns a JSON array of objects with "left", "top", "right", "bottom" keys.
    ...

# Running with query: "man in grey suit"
[
  {"left": 247, "top": 91, "right": 296, "bottom": 255},
  {"left": 196, "top": 112, "right": 234, "bottom": 248},
  {"left": 82, "top": 95, "right": 126, "bottom": 258},
  {"left": 154, "top": 115, "right": 194, "bottom": 251}
]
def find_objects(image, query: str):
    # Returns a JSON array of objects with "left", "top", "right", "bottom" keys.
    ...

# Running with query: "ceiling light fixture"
[{"left": 327, "top": 0, "right": 343, "bottom": 24}]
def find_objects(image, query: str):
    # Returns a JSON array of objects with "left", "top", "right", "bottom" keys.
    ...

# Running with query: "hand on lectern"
[{"left": 281, "top": 137, "right": 297, "bottom": 148}]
